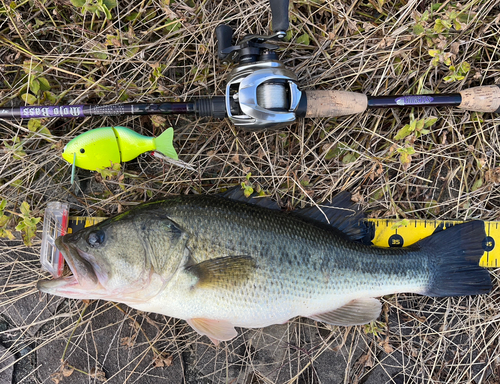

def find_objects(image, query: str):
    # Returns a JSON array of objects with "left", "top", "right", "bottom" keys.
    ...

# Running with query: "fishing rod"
[{"left": 1, "top": 0, "right": 499, "bottom": 131}]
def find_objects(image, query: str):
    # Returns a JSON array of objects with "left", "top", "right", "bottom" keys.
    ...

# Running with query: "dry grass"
[{"left": 1, "top": 0, "right": 500, "bottom": 383}]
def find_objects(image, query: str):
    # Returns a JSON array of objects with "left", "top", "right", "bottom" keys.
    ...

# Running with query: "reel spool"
[{"left": 224, "top": 61, "right": 303, "bottom": 131}]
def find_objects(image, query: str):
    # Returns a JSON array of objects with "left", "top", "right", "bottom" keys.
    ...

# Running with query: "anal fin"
[
  {"left": 186, "top": 318, "right": 237, "bottom": 345},
  {"left": 308, "top": 298, "right": 382, "bottom": 326}
]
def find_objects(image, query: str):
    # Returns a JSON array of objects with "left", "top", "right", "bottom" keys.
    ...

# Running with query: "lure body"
[{"left": 62, "top": 126, "right": 177, "bottom": 170}]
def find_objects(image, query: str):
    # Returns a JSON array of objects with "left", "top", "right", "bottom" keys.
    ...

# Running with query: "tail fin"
[
  {"left": 420, "top": 221, "right": 491, "bottom": 297},
  {"left": 153, "top": 127, "right": 178, "bottom": 160}
]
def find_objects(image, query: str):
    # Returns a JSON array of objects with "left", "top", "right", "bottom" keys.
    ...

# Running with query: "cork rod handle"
[
  {"left": 458, "top": 85, "right": 500, "bottom": 113},
  {"left": 304, "top": 90, "right": 368, "bottom": 118}
]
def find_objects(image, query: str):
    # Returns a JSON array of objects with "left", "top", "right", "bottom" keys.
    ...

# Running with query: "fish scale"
[
  {"left": 38, "top": 192, "right": 492, "bottom": 343},
  {"left": 139, "top": 196, "right": 431, "bottom": 323}
]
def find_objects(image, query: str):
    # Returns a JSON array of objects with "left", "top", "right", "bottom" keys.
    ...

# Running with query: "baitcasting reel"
[{"left": 214, "top": 0, "right": 305, "bottom": 131}]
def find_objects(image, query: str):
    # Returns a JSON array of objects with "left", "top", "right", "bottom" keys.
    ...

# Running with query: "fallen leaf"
[
  {"left": 90, "top": 367, "right": 106, "bottom": 382},
  {"left": 121, "top": 336, "right": 135, "bottom": 348},
  {"left": 231, "top": 154, "right": 240, "bottom": 164},
  {"left": 62, "top": 363, "right": 74, "bottom": 377},
  {"left": 153, "top": 352, "right": 173, "bottom": 368}
]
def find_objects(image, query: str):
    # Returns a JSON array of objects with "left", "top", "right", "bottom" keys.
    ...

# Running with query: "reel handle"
[
  {"left": 216, "top": 24, "right": 234, "bottom": 60},
  {"left": 270, "top": 0, "right": 289, "bottom": 35}
]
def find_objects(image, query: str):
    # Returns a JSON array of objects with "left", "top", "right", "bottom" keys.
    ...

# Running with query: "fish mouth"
[{"left": 37, "top": 235, "right": 106, "bottom": 299}]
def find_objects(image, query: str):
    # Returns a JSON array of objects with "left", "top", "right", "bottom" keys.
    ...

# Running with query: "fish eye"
[
  {"left": 87, "top": 230, "right": 105, "bottom": 247},
  {"left": 80, "top": 148, "right": 85, "bottom": 153}
]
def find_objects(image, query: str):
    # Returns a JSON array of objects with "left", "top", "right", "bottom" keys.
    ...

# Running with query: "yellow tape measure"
[
  {"left": 367, "top": 219, "right": 498, "bottom": 268},
  {"left": 67, "top": 217, "right": 499, "bottom": 268},
  {"left": 67, "top": 216, "right": 107, "bottom": 234}
]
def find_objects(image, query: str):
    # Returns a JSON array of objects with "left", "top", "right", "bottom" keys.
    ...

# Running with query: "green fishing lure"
[{"left": 62, "top": 126, "right": 178, "bottom": 171}]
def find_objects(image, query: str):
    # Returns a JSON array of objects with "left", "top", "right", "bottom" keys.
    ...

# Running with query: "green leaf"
[
  {"left": 431, "top": 3, "right": 443, "bottom": 11},
  {"left": 91, "top": 42, "right": 108, "bottom": 60},
  {"left": 434, "top": 18, "right": 451, "bottom": 33},
  {"left": 458, "top": 61, "right": 470, "bottom": 75},
  {"left": 97, "top": 162, "right": 121, "bottom": 179},
  {"left": 21, "top": 225, "right": 38, "bottom": 246},
  {"left": 38, "top": 76, "right": 51, "bottom": 91},
  {"left": 39, "top": 127, "right": 52, "bottom": 136},
  {"left": 70, "top": 0, "right": 85, "bottom": 7},
  {"left": 125, "top": 45, "right": 140, "bottom": 58},
  {"left": 23, "top": 60, "right": 43, "bottom": 75},
  {"left": 325, "top": 142, "right": 349, "bottom": 160},
  {"left": 415, "top": 119, "right": 425, "bottom": 131},
  {"left": 20, "top": 92, "right": 37, "bottom": 105},
  {"left": 370, "top": 187, "right": 386, "bottom": 202},
  {"left": 100, "top": 3, "right": 112, "bottom": 20},
  {"left": 324, "top": 148, "right": 336, "bottom": 160},
  {"left": 342, "top": 153, "right": 358, "bottom": 164},
  {"left": 472, "top": 178, "right": 483, "bottom": 191},
  {"left": 144, "top": 10, "right": 156, "bottom": 22},
  {"left": 165, "top": 19, "right": 181, "bottom": 33},
  {"left": 394, "top": 124, "right": 413, "bottom": 140},
  {"left": 0, "top": 227, "right": 15, "bottom": 241},
  {"left": 423, "top": 117, "right": 438, "bottom": 128},
  {"left": 28, "top": 119, "right": 42, "bottom": 132},
  {"left": 103, "top": 0, "right": 116, "bottom": 9},
  {"left": 425, "top": 200, "right": 440, "bottom": 215},
  {"left": 11, "top": 179, "right": 23, "bottom": 189},
  {"left": 34, "top": 18, "right": 45, "bottom": 28},
  {"left": 43, "top": 91, "right": 58, "bottom": 104},
  {"left": 296, "top": 33, "right": 310, "bottom": 45},
  {"left": 241, "top": 182, "right": 254, "bottom": 198},
  {"left": 20, "top": 201, "right": 31, "bottom": 217},
  {"left": 413, "top": 24, "right": 424, "bottom": 35},
  {"left": 390, "top": 219, "right": 409, "bottom": 230},
  {"left": 428, "top": 49, "right": 440, "bottom": 58},
  {"left": 397, "top": 146, "right": 415, "bottom": 165},
  {"left": 125, "top": 12, "right": 139, "bottom": 21},
  {"left": 30, "top": 78, "right": 40, "bottom": 95}
]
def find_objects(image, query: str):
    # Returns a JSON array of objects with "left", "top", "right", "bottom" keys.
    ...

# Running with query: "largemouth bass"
[{"left": 37, "top": 190, "right": 492, "bottom": 344}]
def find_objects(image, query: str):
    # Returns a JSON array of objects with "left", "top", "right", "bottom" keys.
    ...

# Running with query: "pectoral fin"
[
  {"left": 186, "top": 256, "right": 256, "bottom": 289},
  {"left": 186, "top": 318, "right": 237, "bottom": 345},
  {"left": 308, "top": 298, "right": 381, "bottom": 326}
]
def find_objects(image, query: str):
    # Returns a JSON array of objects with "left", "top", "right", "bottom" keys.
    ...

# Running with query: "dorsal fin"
[
  {"left": 293, "top": 191, "right": 368, "bottom": 242},
  {"left": 221, "top": 187, "right": 369, "bottom": 243},
  {"left": 219, "top": 186, "right": 281, "bottom": 210}
]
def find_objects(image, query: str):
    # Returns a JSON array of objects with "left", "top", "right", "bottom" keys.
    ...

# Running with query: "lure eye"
[
  {"left": 80, "top": 148, "right": 85, "bottom": 153},
  {"left": 87, "top": 230, "right": 105, "bottom": 247}
]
